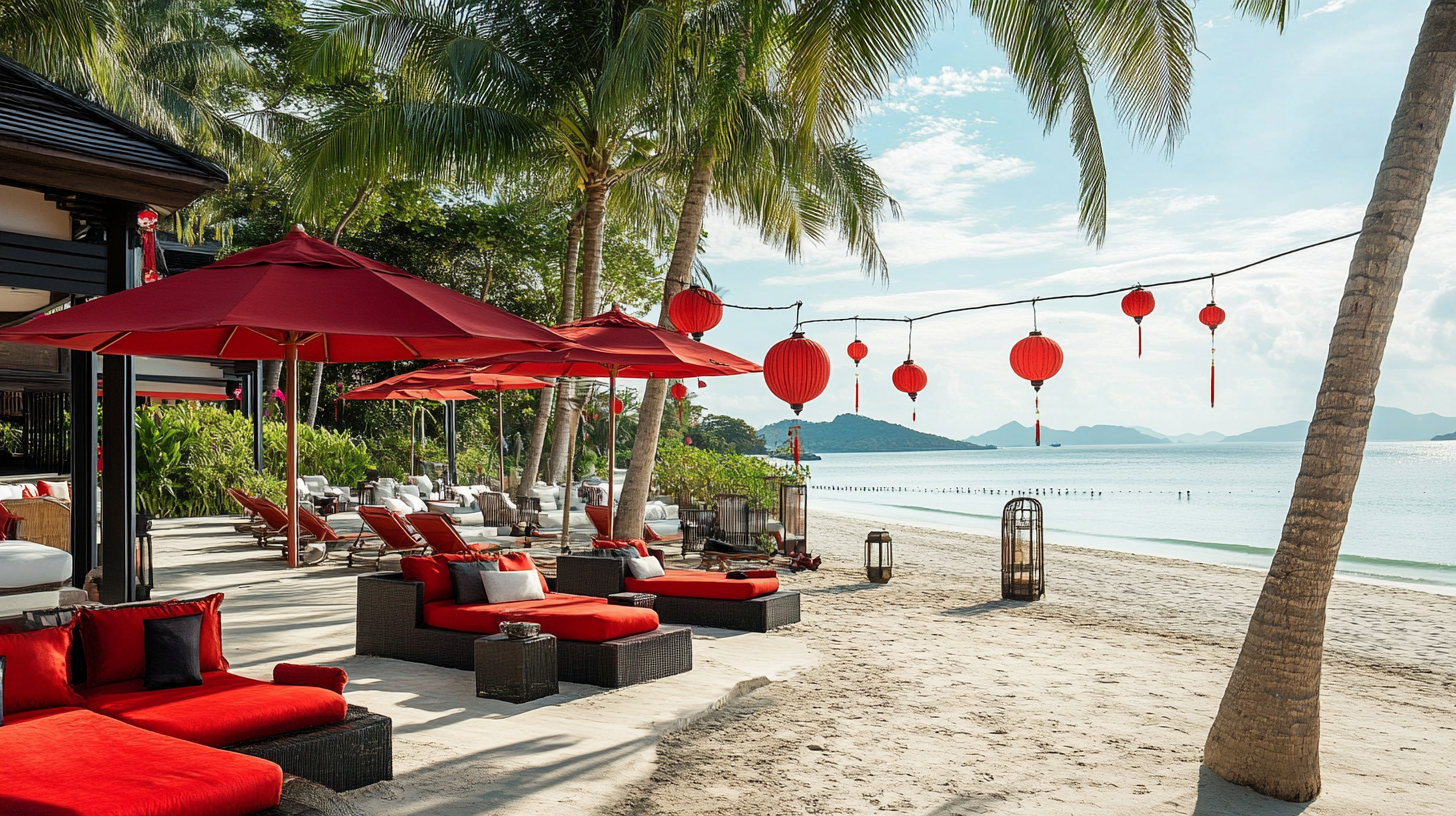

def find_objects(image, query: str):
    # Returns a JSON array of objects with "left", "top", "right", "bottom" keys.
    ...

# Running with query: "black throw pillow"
[
  {"left": 448, "top": 559, "right": 499, "bottom": 605},
  {"left": 143, "top": 613, "right": 204, "bottom": 690}
]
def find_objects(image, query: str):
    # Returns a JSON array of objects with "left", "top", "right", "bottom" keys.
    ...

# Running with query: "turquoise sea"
[{"left": 805, "top": 442, "right": 1456, "bottom": 593}]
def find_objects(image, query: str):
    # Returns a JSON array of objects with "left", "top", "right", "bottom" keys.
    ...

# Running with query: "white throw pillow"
[
  {"left": 401, "top": 494, "right": 427, "bottom": 513},
  {"left": 626, "top": 555, "right": 665, "bottom": 580},
  {"left": 482, "top": 569, "right": 546, "bottom": 603},
  {"left": 382, "top": 497, "right": 411, "bottom": 514}
]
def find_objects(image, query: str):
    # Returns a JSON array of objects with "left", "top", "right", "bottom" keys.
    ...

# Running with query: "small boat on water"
[{"left": 1049, "top": 443, "right": 1062, "bottom": 448}]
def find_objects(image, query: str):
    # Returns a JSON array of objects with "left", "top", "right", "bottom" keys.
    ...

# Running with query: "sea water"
[{"left": 805, "top": 442, "right": 1456, "bottom": 593}]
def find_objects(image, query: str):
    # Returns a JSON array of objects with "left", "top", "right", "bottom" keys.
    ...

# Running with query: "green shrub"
[{"left": 653, "top": 440, "right": 802, "bottom": 509}]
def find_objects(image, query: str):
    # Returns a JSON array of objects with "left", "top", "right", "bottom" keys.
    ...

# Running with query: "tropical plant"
[
  {"left": 653, "top": 439, "right": 796, "bottom": 509},
  {"left": 1203, "top": 0, "right": 1456, "bottom": 802}
]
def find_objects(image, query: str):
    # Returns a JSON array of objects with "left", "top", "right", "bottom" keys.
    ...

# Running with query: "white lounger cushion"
[{"left": 0, "top": 540, "right": 72, "bottom": 588}]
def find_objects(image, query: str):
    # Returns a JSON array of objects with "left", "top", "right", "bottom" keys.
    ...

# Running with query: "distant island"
[
  {"left": 760, "top": 414, "right": 994, "bottom": 454},
  {"left": 958, "top": 406, "right": 1456, "bottom": 447},
  {"left": 965, "top": 422, "right": 1168, "bottom": 448}
]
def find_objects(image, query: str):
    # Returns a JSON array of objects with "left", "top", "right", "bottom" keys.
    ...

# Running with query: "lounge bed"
[
  {"left": 0, "top": 594, "right": 393, "bottom": 810},
  {"left": 356, "top": 553, "right": 691, "bottom": 688},
  {"left": 556, "top": 554, "right": 801, "bottom": 633}
]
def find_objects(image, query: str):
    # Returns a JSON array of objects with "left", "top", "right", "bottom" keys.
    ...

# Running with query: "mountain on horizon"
[
  {"left": 759, "top": 414, "right": 993, "bottom": 453},
  {"left": 1223, "top": 406, "right": 1456, "bottom": 443},
  {"left": 1132, "top": 426, "right": 1226, "bottom": 444},
  {"left": 964, "top": 422, "right": 1168, "bottom": 448}
]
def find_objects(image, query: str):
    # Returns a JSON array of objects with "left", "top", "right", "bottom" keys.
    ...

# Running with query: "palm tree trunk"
[
  {"left": 305, "top": 363, "right": 326, "bottom": 428},
  {"left": 1203, "top": 2, "right": 1456, "bottom": 801},
  {"left": 519, "top": 380, "right": 556, "bottom": 489},
  {"left": 547, "top": 209, "right": 586, "bottom": 483},
  {"left": 576, "top": 181, "right": 609, "bottom": 318},
  {"left": 615, "top": 150, "right": 715, "bottom": 538}
]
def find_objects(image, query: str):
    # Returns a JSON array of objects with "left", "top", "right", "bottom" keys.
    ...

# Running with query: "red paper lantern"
[
  {"left": 670, "top": 381, "right": 688, "bottom": 423},
  {"left": 1120, "top": 287, "right": 1155, "bottom": 357},
  {"left": 137, "top": 210, "right": 160, "bottom": 284},
  {"left": 891, "top": 360, "right": 928, "bottom": 421},
  {"left": 668, "top": 285, "right": 724, "bottom": 340},
  {"left": 764, "top": 331, "right": 830, "bottom": 415},
  {"left": 1010, "top": 331, "right": 1064, "bottom": 446},
  {"left": 847, "top": 339, "right": 869, "bottom": 413},
  {"left": 1200, "top": 302, "right": 1227, "bottom": 408}
]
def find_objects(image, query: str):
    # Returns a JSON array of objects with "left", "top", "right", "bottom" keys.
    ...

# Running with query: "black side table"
[
  {"left": 475, "top": 634, "right": 558, "bottom": 703},
  {"left": 608, "top": 592, "right": 656, "bottom": 609}
]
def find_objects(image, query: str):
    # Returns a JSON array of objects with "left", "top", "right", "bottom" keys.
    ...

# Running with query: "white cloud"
[
  {"left": 873, "top": 121, "right": 1034, "bottom": 216},
  {"left": 889, "top": 66, "right": 1009, "bottom": 99},
  {"left": 1303, "top": 1, "right": 1354, "bottom": 18}
]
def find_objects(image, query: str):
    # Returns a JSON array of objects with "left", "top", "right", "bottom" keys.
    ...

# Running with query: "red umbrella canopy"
[
  {"left": 342, "top": 383, "right": 477, "bottom": 401},
  {"left": 473, "top": 307, "right": 761, "bottom": 379},
  {"left": 0, "top": 226, "right": 568, "bottom": 362},
  {"left": 358, "top": 364, "right": 552, "bottom": 393}
]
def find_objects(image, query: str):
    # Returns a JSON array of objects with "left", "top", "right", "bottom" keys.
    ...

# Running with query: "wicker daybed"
[
  {"left": 555, "top": 554, "right": 801, "bottom": 633},
  {"left": 355, "top": 570, "right": 692, "bottom": 688}
]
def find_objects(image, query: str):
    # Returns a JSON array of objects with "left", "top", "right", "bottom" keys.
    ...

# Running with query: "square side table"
[{"left": 475, "top": 634, "right": 558, "bottom": 703}]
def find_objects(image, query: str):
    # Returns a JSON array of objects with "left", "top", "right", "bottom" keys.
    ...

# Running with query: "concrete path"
[{"left": 150, "top": 515, "right": 816, "bottom": 816}]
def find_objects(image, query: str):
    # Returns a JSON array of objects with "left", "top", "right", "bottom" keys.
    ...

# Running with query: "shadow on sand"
[{"left": 1191, "top": 765, "right": 1315, "bottom": 816}]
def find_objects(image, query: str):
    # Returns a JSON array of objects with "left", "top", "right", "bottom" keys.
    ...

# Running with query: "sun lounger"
[
  {"left": 405, "top": 511, "right": 500, "bottom": 555},
  {"left": 556, "top": 554, "right": 801, "bottom": 632},
  {"left": 351, "top": 505, "right": 429, "bottom": 568}
]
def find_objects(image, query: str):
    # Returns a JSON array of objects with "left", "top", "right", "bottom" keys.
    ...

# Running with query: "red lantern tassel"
[
  {"left": 855, "top": 373, "right": 860, "bottom": 413},
  {"left": 1138, "top": 324, "right": 1143, "bottom": 358},
  {"left": 1035, "top": 393, "right": 1041, "bottom": 446},
  {"left": 1210, "top": 339, "right": 1217, "bottom": 408}
]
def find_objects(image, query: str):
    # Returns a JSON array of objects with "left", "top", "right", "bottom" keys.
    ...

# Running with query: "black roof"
[{"left": 0, "top": 55, "right": 227, "bottom": 182}]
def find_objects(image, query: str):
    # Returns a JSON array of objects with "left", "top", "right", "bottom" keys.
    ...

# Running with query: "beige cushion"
[{"left": 482, "top": 569, "right": 545, "bottom": 603}]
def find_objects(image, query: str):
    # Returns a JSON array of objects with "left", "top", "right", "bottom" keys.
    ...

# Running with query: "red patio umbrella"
[
  {"left": 467, "top": 307, "right": 762, "bottom": 539},
  {"left": 343, "top": 382, "right": 478, "bottom": 480},
  {"left": 0, "top": 226, "right": 567, "bottom": 567},
  {"left": 353, "top": 366, "right": 551, "bottom": 490}
]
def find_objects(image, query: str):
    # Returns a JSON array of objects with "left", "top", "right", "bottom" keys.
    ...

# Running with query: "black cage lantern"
[
  {"left": 779, "top": 481, "right": 808, "bottom": 557},
  {"left": 1001, "top": 497, "right": 1044, "bottom": 600},
  {"left": 865, "top": 530, "right": 892, "bottom": 583}
]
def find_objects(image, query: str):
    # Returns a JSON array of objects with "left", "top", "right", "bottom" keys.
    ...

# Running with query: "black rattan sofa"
[
  {"left": 555, "top": 555, "right": 801, "bottom": 633},
  {"left": 355, "top": 572, "right": 692, "bottom": 687}
]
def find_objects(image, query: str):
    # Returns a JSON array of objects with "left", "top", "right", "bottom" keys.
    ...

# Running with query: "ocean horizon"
[{"left": 804, "top": 442, "right": 1456, "bottom": 595}]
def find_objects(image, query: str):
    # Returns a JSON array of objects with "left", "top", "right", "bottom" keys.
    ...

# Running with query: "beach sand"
[{"left": 603, "top": 510, "right": 1456, "bottom": 815}]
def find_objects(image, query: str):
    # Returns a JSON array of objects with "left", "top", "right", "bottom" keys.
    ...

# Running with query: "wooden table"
[{"left": 697, "top": 551, "right": 776, "bottom": 572}]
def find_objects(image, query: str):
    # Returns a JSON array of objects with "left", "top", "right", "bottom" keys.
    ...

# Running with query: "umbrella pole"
[
  {"left": 497, "top": 388, "right": 506, "bottom": 493},
  {"left": 607, "top": 369, "right": 617, "bottom": 540},
  {"left": 285, "top": 341, "right": 299, "bottom": 568},
  {"left": 561, "top": 394, "right": 581, "bottom": 542}
]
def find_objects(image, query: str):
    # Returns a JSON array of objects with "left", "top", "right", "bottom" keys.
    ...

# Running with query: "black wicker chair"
[
  {"left": 355, "top": 572, "right": 692, "bottom": 687},
  {"left": 555, "top": 555, "right": 801, "bottom": 633}
]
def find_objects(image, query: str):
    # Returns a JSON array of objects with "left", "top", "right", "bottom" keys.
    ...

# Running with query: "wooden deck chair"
[
  {"left": 584, "top": 503, "right": 612, "bottom": 538},
  {"left": 225, "top": 488, "right": 267, "bottom": 535},
  {"left": 248, "top": 497, "right": 321, "bottom": 555},
  {"left": 298, "top": 506, "right": 345, "bottom": 544},
  {"left": 406, "top": 512, "right": 500, "bottom": 556},
  {"left": 227, "top": 492, "right": 289, "bottom": 548},
  {"left": 352, "top": 505, "right": 429, "bottom": 569}
]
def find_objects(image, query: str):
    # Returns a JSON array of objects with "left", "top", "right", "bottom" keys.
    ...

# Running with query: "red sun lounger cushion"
[
  {"left": 0, "top": 708, "right": 282, "bottom": 816},
  {"left": 424, "top": 594, "right": 660, "bottom": 643},
  {"left": 0, "top": 620, "right": 85, "bottom": 715},
  {"left": 82, "top": 669, "right": 347, "bottom": 747},
  {"left": 77, "top": 594, "right": 228, "bottom": 687},
  {"left": 625, "top": 569, "right": 779, "bottom": 601}
]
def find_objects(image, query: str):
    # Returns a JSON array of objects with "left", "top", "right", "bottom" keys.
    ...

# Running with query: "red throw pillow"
[
  {"left": 273, "top": 663, "right": 347, "bottom": 695},
  {"left": 590, "top": 539, "right": 649, "bottom": 558},
  {"left": 37, "top": 481, "right": 70, "bottom": 501},
  {"left": 0, "top": 619, "right": 85, "bottom": 715},
  {"left": 498, "top": 551, "right": 550, "bottom": 594},
  {"left": 20, "top": 484, "right": 36, "bottom": 499},
  {"left": 0, "top": 503, "right": 23, "bottom": 540},
  {"left": 78, "top": 594, "right": 228, "bottom": 688}
]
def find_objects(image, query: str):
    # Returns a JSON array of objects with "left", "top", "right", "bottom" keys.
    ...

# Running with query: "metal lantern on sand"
[
  {"left": 1001, "top": 497, "right": 1044, "bottom": 600},
  {"left": 0, "top": 226, "right": 570, "bottom": 568},
  {"left": 865, "top": 530, "right": 893, "bottom": 584}
]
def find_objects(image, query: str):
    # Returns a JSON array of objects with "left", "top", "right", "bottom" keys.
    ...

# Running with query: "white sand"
[{"left": 603, "top": 511, "right": 1456, "bottom": 815}]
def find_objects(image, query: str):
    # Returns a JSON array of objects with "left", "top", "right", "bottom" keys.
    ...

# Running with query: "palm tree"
[
  {"left": 1203, "top": 0, "right": 1456, "bottom": 800},
  {"left": 0, "top": 0, "right": 274, "bottom": 171}
]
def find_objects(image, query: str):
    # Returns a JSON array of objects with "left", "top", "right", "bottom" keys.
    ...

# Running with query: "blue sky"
[{"left": 681, "top": 0, "right": 1456, "bottom": 440}]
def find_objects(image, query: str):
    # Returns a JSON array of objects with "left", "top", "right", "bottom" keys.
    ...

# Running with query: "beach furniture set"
[{"left": 0, "top": 594, "right": 393, "bottom": 816}]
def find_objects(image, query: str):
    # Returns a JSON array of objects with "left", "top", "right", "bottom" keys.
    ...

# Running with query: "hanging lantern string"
[
  {"left": 723, "top": 230, "right": 1359, "bottom": 329},
  {"left": 723, "top": 301, "right": 802, "bottom": 312},
  {"left": 906, "top": 319, "right": 914, "bottom": 358}
]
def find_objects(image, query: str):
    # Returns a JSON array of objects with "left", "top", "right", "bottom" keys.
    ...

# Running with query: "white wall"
[{"left": 0, "top": 185, "right": 72, "bottom": 240}]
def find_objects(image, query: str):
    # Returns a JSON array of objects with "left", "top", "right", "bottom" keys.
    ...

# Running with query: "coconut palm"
[
  {"left": 612, "top": 0, "right": 901, "bottom": 537},
  {"left": 1203, "top": 0, "right": 1456, "bottom": 801},
  {"left": 0, "top": 0, "right": 274, "bottom": 170}
]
